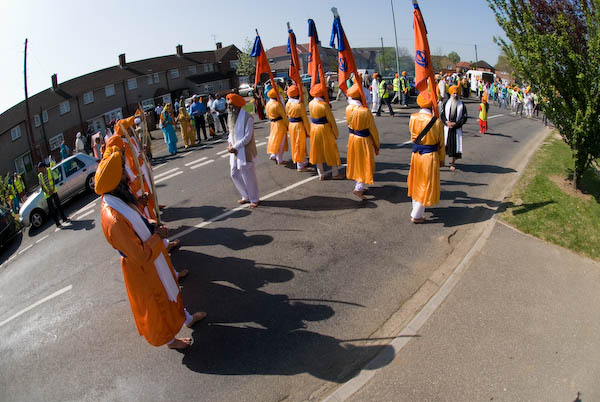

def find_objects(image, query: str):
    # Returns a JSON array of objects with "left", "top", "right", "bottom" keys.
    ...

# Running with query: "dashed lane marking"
[
  {"left": 190, "top": 159, "right": 215, "bottom": 170},
  {"left": 72, "top": 201, "right": 97, "bottom": 217},
  {"left": 181, "top": 150, "right": 194, "bottom": 157},
  {"left": 154, "top": 171, "right": 184, "bottom": 184},
  {"left": 488, "top": 114, "right": 505, "bottom": 119},
  {"left": 154, "top": 168, "right": 180, "bottom": 179},
  {"left": 18, "top": 245, "right": 33, "bottom": 255},
  {"left": 220, "top": 153, "right": 230, "bottom": 159},
  {"left": 256, "top": 141, "right": 267, "bottom": 147},
  {"left": 75, "top": 209, "right": 95, "bottom": 220},
  {"left": 35, "top": 235, "right": 49, "bottom": 244},
  {"left": 153, "top": 163, "right": 167, "bottom": 170},
  {"left": 0, "top": 285, "right": 73, "bottom": 328},
  {"left": 216, "top": 149, "right": 229, "bottom": 155},
  {"left": 185, "top": 157, "right": 208, "bottom": 166}
]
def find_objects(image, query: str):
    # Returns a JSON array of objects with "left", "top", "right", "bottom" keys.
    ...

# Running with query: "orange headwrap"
[
  {"left": 106, "top": 134, "right": 124, "bottom": 149},
  {"left": 395, "top": 73, "right": 399, "bottom": 78},
  {"left": 121, "top": 116, "right": 135, "bottom": 130},
  {"left": 482, "top": 93, "right": 488, "bottom": 103},
  {"left": 226, "top": 93, "right": 246, "bottom": 108},
  {"left": 449, "top": 85, "right": 458, "bottom": 95},
  {"left": 373, "top": 72, "right": 378, "bottom": 79},
  {"left": 309, "top": 83, "right": 325, "bottom": 98},
  {"left": 402, "top": 71, "right": 407, "bottom": 76},
  {"left": 417, "top": 93, "right": 433, "bottom": 109},
  {"left": 347, "top": 83, "right": 362, "bottom": 100},
  {"left": 95, "top": 146, "right": 123, "bottom": 195},
  {"left": 286, "top": 85, "right": 299, "bottom": 98},
  {"left": 267, "top": 88, "right": 278, "bottom": 99}
]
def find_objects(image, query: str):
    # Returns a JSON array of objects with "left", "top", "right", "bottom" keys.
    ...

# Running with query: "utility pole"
[
  {"left": 474, "top": 44, "right": 479, "bottom": 71},
  {"left": 23, "top": 38, "right": 40, "bottom": 164},
  {"left": 390, "top": 0, "right": 401, "bottom": 76},
  {"left": 380, "top": 37, "right": 385, "bottom": 73}
]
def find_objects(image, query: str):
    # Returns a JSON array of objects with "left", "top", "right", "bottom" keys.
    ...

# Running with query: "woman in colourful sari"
[{"left": 160, "top": 103, "right": 178, "bottom": 155}]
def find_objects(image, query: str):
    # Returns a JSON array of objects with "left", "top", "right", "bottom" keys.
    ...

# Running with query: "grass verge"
[{"left": 500, "top": 133, "right": 600, "bottom": 260}]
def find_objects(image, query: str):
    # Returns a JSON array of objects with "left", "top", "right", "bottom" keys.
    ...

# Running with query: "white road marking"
[
  {"left": 220, "top": 153, "right": 230, "bottom": 159},
  {"left": 335, "top": 119, "right": 346, "bottom": 123},
  {"left": 184, "top": 157, "right": 208, "bottom": 166},
  {"left": 18, "top": 244, "right": 33, "bottom": 255},
  {"left": 256, "top": 141, "right": 267, "bottom": 147},
  {"left": 154, "top": 168, "right": 180, "bottom": 179},
  {"left": 75, "top": 209, "right": 95, "bottom": 220},
  {"left": 181, "top": 151, "right": 194, "bottom": 157},
  {"left": 216, "top": 149, "right": 229, "bottom": 155},
  {"left": 35, "top": 235, "right": 49, "bottom": 244},
  {"left": 72, "top": 200, "right": 97, "bottom": 217},
  {"left": 154, "top": 171, "right": 184, "bottom": 184},
  {"left": 153, "top": 163, "right": 167, "bottom": 170},
  {"left": 170, "top": 166, "right": 346, "bottom": 241},
  {"left": 190, "top": 159, "right": 215, "bottom": 170},
  {"left": 488, "top": 114, "right": 504, "bottom": 119},
  {"left": 264, "top": 136, "right": 269, "bottom": 139},
  {"left": 0, "top": 285, "right": 73, "bottom": 328}
]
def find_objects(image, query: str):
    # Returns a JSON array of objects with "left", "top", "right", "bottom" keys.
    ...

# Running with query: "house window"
[
  {"left": 105, "top": 84, "right": 115, "bottom": 97},
  {"left": 34, "top": 114, "right": 41, "bottom": 127},
  {"left": 161, "top": 94, "right": 171, "bottom": 104},
  {"left": 104, "top": 108, "right": 123, "bottom": 124},
  {"left": 230, "top": 60, "right": 239, "bottom": 69},
  {"left": 147, "top": 74, "right": 154, "bottom": 85},
  {"left": 49, "top": 133, "right": 64, "bottom": 151},
  {"left": 141, "top": 98, "right": 155, "bottom": 110},
  {"left": 188, "top": 65, "right": 197, "bottom": 75},
  {"left": 170, "top": 69, "right": 179, "bottom": 79},
  {"left": 83, "top": 91, "right": 94, "bottom": 104},
  {"left": 14, "top": 152, "right": 33, "bottom": 174},
  {"left": 127, "top": 78, "right": 137, "bottom": 90},
  {"left": 204, "top": 64, "right": 214, "bottom": 73},
  {"left": 10, "top": 126, "right": 21, "bottom": 141},
  {"left": 42, "top": 110, "right": 48, "bottom": 123},
  {"left": 59, "top": 101, "right": 70, "bottom": 115},
  {"left": 153, "top": 73, "right": 160, "bottom": 83}
]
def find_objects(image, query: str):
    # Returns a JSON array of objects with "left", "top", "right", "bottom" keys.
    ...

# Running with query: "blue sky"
[{"left": 1, "top": 0, "right": 505, "bottom": 114}]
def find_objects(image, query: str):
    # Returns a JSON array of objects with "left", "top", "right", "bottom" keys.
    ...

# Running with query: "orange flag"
[
  {"left": 251, "top": 33, "right": 280, "bottom": 104},
  {"left": 307, "top": 19, "right": 329, "bottom": 103},
  {"left": 287, "top": 26, "right": 304, "bottom": 104},
  {"left": 329, "top": 10, "right": 366, "bottom": 107},
  {"left": 413, "top": 0, "right": 438, "bottom": 116}
]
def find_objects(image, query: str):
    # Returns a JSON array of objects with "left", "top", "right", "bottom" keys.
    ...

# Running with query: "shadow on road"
[
  {"left": 172, "top": 249, "right": 393, "bottom": 381},
  {"left": 0, "top": 231, "right": 22, "bottom": 264},
  {"left": 160, "top": 205, "right": 251, "bottom": 223},
  {"left": 454, "top": 163, "right": 517, "bottom": 174},
  {"left": 260, "top": 196, "right": 376, "bottom": 211},
  {"left": 170, "top": 225, "right": 273, "bottom": 250}
]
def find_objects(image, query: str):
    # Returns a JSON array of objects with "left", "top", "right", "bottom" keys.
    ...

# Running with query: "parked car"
[
  {"left": 0, "top": 206, "right": 20, "bottom": 247},
  {"left": 19, "top": 154, "right": 99, "bottom": 229},
  {"left": 238, "top": 84, "right": 254, "bottom": 97}
]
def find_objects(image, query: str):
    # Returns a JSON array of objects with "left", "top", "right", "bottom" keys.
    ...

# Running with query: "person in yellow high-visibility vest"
[
  {"left": 478, "top": 93, "right": 489, "bottom": 135},
  {"left": 8, "top": 181, "right": 19, "bottom": 214},
  {"left": 376, "top": 74, "right": 394, "bottom": 117},
  {"left": 37, "top": 162, "right": 69, "bottom": 228},
  {"left": 391, "top": 73, "right": 400, "bottom": 104},
  {"left": 13, "top": 172, "right": 25, "bottom": 201}
]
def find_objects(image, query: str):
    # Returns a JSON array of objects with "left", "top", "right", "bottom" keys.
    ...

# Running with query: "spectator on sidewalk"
[
  {"left": 189, "top": 96, "right": 208, "bottom": 142},
  {"left": 75, "top": 132, "right": 86, "bottom": 153},
  {"left": 176, "top": 105, "right": 194, "bottom": 149},
  {"left": 60, "top": 140, "right": 70, "bottom": 161},
  {"left": 208, "top": 95, "right": 223, "bottom": 134},
  {"left": 441, "top": 85, "right": 468, "bottom": 171},
  {"left": 215, "top": 95, "right": 229, "bottom": 135}
]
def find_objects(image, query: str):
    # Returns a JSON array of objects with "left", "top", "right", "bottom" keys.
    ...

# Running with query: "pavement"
[{"left": 0, "top": 98, "right": 586, "bottom": 402}]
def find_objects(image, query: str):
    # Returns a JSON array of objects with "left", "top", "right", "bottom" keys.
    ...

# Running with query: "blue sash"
[
  {"left": 289, "top": 117, "right": 302, "bottom": 123},
  {"left": 311, "top": 117, "right": 328, "bottom": 124},
  {"left": 349, "top": 128, "right": 371, "bottom": 138},
  {"left": 269, "top": 116, "right": 282, "bottom": 122},
  {"left": 412, "top": 144, "right": 438, "bottom": 154}
]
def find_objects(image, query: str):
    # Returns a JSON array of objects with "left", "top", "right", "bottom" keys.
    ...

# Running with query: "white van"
[{"left": 466, "top": 70, "right": 497, "bottom": 93}]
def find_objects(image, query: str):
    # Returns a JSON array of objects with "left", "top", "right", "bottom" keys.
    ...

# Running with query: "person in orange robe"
[
  {"left": 345, "top": 82, "right": 380, "bottom": 199},
  {"left": 285, "top": 85, "right": 312, "bottom": 172},
  {"left": 407, "top": 93, "right": 446, "bottom": 223},
  {"left": 95, "top": 146, "right": 206, "bottom": 349},
  {"left": 265, "top": 88, "right": 289, "bottom": 165},
  {"left": 308, "top": 83, "right": 343, "bottom": 180}
]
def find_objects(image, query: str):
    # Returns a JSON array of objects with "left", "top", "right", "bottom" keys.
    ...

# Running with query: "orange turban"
[
  {"left": 267, "top": 88, "right": 278, "bottom": 99},
  {"left": 95, "top": 146, "right": 123, "bottom": 195},
  {"left": 121, "top": 116, "right": 135, "bottom": 130},
  {"left": 373, "top": 72, "right": 378, "bottom": 78},
  {"left": 309, "top": 83, "right": 325, "bottom": 98},
  {"left": 449, "top": 85, "right": 458, "bottom": 95},
  {"left": 402, "top": 71, "right": 407, "bottom": 76},
  {"left": 417, "top": 93, "right": 433, "bottom": 109},
  {"left": 395, "top": 73, "right": 399, "bottom": 78},
  {"left": 106, "top": 134, "right": 124, "bottom": 149},
  {"left": 347, "top": 83, "right": 362, "bottom": 100},
  {"left": 482, "top": 93, "right": 488, "bottom": 103},
  {"left": 226, "top": 93, "right": 246, "bottom": 108},
  {"left": 286, "top": 85, "right": 299, "bottom": 98}
]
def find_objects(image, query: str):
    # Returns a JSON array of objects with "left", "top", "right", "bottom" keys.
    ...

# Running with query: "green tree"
[
  {"left": 448, "top": 51, "right": 461, "bottom": 65},
  {"left": 236, "top": 38, "right": 256, "bottom": 82},
  {"left": 488, "top": 0, "right": 600, "bottom": 189},
  {"left": 494, "top": 51, "right": 513, "bottom": 73},
  {"left": 376, "top": 48, "right": 397, "bottom": 74}
]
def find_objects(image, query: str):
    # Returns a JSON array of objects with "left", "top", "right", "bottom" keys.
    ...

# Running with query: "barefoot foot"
[
  {"left": 186, "top": 312, "right": 207, "bottom": 328},
  {"left": 168, "top": 337, "right": 193, "bottom": 349}
]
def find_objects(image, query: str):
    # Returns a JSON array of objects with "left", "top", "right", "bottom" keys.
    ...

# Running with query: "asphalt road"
[{"left": 0, "top": 98, "right": 548, "bottom": 402}]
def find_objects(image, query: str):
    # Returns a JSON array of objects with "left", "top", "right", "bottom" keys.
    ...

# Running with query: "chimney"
[
  {"left": 51, "top": 74, "right": 58, "bottom": 91},
  {"left": 176, "top": 44, "right": 183, "bottom": 57},
  {"left": 118, "top": 53, "right": 126, "bottom": 68},
  {"left": 216, "top": 42, "right": 222, "bottom": 50}
]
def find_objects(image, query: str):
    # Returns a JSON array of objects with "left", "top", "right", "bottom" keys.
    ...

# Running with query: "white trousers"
[
  {"left": 212, "top": 112, "right": 222, "bottom": 132},
  {"left": 411, "top": 200, "right": 425, "bottom": 219},
  {"left": 316, "top": 163, "right": 339, "bottom": 177},
  {"left": 297, "top": 161, "right": 307, "bottom": 169},
  {"left": 231, "top": 161, "right": 260, "bottom": 203},
  {"left": 166, "top": 308, "right": 194, "bottom": 345},
  {"left": 354, "top": 182, "right": 367, "bottom": 192}
]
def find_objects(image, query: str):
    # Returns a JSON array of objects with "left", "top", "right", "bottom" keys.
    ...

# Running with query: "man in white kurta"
[
  {"left": 371, "top": 75, "right": 380, "bottom": 113},
  {"left": 226, "top": 94, "right": 260, "bottom": 208}
]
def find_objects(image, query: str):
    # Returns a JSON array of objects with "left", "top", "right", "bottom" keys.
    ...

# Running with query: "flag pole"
[{"left": 255, "top": 28, "right": 282, "bottom": 105}]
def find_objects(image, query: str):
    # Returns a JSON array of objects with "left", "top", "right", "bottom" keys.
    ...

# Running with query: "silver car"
[
  {"left": 238, "top": 84, "right": 254, "bottom": 97},
  {"left": 19, "top": 153, "right": 99, "bottom": 228}
]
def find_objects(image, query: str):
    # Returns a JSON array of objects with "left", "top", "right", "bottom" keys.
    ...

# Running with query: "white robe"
[
  {"left": 228, "top": 110, "right": 259, "bottom": 203},
  {"left": 443, "top": 100, "right": 464, "bottom": 154},
  {"left": 371, "top": 78, "right": 380, "bottom": 112}
]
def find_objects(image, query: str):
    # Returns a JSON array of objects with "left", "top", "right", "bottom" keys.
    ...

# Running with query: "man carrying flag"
[
  {"left": 413, "top": 0, "right": 438, "bottom": 116},
  {"left": 309, "top": 83, "right": 342, "bottom": 180},
  {"left": 286, "top": 85, "right": 311, "bottom": 172}
]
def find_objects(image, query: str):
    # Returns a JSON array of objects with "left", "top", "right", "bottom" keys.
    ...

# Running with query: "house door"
[{"left": 89, "top": 117, "right": 105, "bottom": 134}]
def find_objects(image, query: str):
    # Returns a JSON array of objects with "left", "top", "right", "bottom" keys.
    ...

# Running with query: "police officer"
[
  {"left": 37, "top": 162, "right": 69, "bottom": 228},
  {"left": 376, "top": 74, "right": 394, "bottom": 117}
]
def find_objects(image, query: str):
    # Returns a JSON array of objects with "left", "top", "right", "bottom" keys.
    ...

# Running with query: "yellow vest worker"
[
  {"left": 285, "top": 85, "right": 311, "bottom": 171},
  {"left": 345, "top": 83, "right": 380, "bottom": 199},
  {"left": 265, "top": 88, "right": 289, "bottom": 165},
  {"left": 308, "top": 83, "right": 342, "bottom": 180},
  {"left": 407, "top": 93, "right": 445, "bottom": 223}
]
